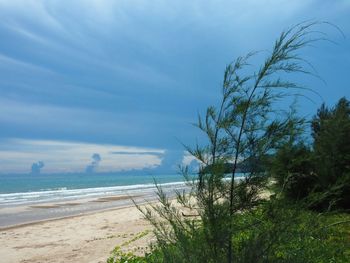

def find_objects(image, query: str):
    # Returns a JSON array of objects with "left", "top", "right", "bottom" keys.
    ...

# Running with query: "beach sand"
[{"left": 0, "top": 204, "right": 153, "bottom": 263}]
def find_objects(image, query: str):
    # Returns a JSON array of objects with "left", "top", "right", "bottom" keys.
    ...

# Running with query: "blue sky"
[{"left": 0, "top": 0, "right": 349, "bottom": 174}]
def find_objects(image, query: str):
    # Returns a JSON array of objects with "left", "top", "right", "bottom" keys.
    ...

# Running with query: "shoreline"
[
  {"left": 0, "top": 175, "right": 245, "bottom": 211},
  {"left": 0, "top": 182, "right": 184, "bottom": 228},
  {"left": 0, "top": 181, "right": 182, "bottom": 262},
  {"left": 0, "top": 194, "right": 147, "bottom": 229}
]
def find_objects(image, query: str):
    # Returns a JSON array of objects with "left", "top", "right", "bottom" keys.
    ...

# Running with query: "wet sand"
[
  {"left": 0, "top": 199, "right": 154, "bottom": 263},
  {"left": 0, "top": 194, "right": 151, "bottom": 228}
]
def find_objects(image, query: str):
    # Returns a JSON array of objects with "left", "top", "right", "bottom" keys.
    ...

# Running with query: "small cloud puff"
[
  {"left": 85, "top": 153, "right": 101, "bottom": 173},
  {"left": 31, "top": 161, "right": 44, "bottom": 174}
]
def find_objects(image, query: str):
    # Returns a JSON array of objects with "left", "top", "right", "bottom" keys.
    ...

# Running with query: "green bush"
[
  {"left": 230, "top": 201, "right": 350, "bottom": 263},
  {"left": 311, "top": 97, "right": 350, "bottom": 210},
  {"left": 269, "top": 98, "right": 350, "bottom": 211},
  {"left": 111, "top": 202, "right": 350, "bottom": 263},
  {"left": 269, "top": 142, "right": 315, "bottom": 199}
]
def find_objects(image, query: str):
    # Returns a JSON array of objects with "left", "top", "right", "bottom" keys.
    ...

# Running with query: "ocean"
[
  {"left": 0, "top": 172, "right": 246, "bottom": 227},
  {"left": 0, "top": 172, "right": 246, "bottom": 209},
  {"left": 0, "top": 173, "right": 185, "bottom": 207}
]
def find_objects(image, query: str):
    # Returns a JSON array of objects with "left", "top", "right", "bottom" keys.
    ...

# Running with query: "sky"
[{"left": 0, "top": 0, "right": 349, "bottom": 174}]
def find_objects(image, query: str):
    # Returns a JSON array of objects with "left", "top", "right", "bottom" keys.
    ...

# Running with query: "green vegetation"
[
  {"left": 108, "top": 22, "right": 349, "bottom": 263},
  {"left": 107, "top": 230, "right": 151, "bottom": 263},
  {"left": 310, "top": 97, "right": 350, "bottom": 210},
  {"left": 270, "top": 97, "right": 350, "bottom": 211},
  {"left": 109, "top": 203, "right": 350, "bottom": 263}
]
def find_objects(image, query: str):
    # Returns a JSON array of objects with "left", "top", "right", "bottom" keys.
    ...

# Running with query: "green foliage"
[
  {"left": 107, "top": 230, "right": 151, "bottom": 263},
  {"left": 107, "top": 248, "right": 145, "bottom": 263},
  {"left": 270, "top": 97, "right": 350, "bottom": 210},
  {"left": 269, "top": 142, "right": 316, "bottom": 199},
  {"left": 310, "top": 97, "right": 350, "bottom": 210},
  {"left": 230, "top": 201, "right": 350, "bottom": 263},
  {"left": 312, "top": 97, "right": 350, "bottom": 183},
  {"left": 117, "top": 202, "right": 350, "bottom": 263}
]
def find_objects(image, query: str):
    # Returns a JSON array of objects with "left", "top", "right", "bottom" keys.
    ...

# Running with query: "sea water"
[
  {"left": 0, "top": 173, "right": 246, "bottom": 207},
  {"left": 0, "top": 173, "right": 184, "bottom": 207}
]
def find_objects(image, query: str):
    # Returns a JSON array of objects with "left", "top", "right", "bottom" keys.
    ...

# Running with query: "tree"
[
  {"left": 269, "top": 97, "right": 350, "bottom": 211},
  {"left": 312, "top": 97, "right": 350, "bottom": 184},
  {"left": 269, "top": 142, "right": 316, "bottom": 200},
  {"left": 136, "top": 22, "right": 333, "bottom": 263},
  {"left": 309, "top": 97, "right": 350, "bottom": 210}
]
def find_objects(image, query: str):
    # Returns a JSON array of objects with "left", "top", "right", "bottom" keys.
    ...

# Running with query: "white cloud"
[
  {"left": 182, "top": 151, "right": 199, "bottom": 166},
  {"left": 0, "top": 138, "right": 164, "bottom": 174}
]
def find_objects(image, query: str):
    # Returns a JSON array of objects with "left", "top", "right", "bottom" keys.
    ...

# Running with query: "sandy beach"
[
  {"left": 0, "top": 179, "right": 187, "bottom": 263},
  {"left": 0, "top": 202, "right": 153, "bottom": 263},
  {"left": 0, "top": 185, "right": 269, "bottom": 263}
]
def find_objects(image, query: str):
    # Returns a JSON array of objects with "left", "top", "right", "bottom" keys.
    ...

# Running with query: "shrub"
[
  {"left": 270, "top": 142, "right": 315, "bottom": 199},
  {"left": 310, "top": 97, "right": 350, "bottom": 210},
  {"left": 134, "top": 22, "right": 337, "bottom": 263}
]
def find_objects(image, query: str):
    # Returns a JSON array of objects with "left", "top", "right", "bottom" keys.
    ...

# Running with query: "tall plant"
[{"left": 137, "top": 22, "right": 329, "bottom": 263}]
